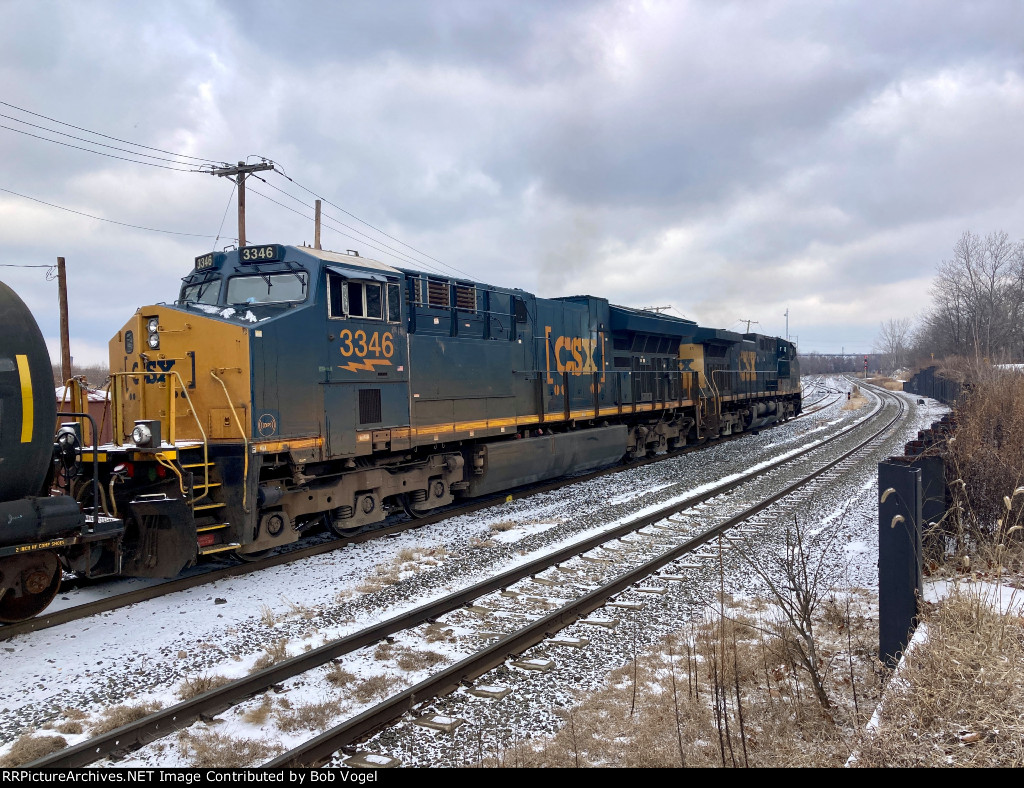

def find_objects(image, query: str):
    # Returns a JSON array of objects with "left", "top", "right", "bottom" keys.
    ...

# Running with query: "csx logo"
[
  {"left": 739, "top": 350, "right": 756, "bottom": 382},
  {"left": 139, "top": 359, "right": 176, "bottom": 383},
  {"left": 554, "top": 336, "right": 600, "bottom": 373},
  {"left": 546, "top": 328, "right": 601, "bottom": 382}
]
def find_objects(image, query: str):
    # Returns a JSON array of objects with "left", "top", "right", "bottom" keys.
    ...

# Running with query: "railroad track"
[
  {"left": 1, "top": 384, "right": 838, "bottom": 643},
  {"left": 28, "top": 383, "right": 898, "bottom": 768}
]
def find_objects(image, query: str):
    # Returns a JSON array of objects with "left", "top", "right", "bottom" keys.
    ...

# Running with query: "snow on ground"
[{"left": 0, "top": 377, "right": 952, "bottom": 766}]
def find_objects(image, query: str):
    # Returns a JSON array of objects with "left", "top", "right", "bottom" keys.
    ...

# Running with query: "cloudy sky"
[{"left": 2, "top": 0, "right": 1022, "bottom": 366}]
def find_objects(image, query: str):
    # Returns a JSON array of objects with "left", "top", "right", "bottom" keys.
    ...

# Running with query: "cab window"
[
  {"left": 179, "top": 278, "right": 222, "bottom": 305},
  {"left": 226, "top": 272, "right": 307, "bottom": 305}
]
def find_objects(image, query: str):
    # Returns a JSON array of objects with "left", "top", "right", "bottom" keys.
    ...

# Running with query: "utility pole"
[
  {"left": 57, "top": 256, "right": 71, "bottom": 384},
  {"left": 739, "top": 319, "right": 759, "bottom": 333},
  {"left": 315, "top": 199, "right": 322, "bottom": 250},
  {"left": 641, "top": 305, "right": 672, "bottom": 313},
  {"left": 209, "top": 160, "right": 274, "bottom": 247},
  {"left": 784, "top": 308, "right": 789, "bottom": 341}
]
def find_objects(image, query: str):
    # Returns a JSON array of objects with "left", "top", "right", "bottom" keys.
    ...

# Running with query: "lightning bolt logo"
[{"left": 339, "top": 358, "right": 394, "bottom": 373}]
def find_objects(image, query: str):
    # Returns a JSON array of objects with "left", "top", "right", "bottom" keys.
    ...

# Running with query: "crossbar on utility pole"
[{"left": 208, "top": 160, "right": 275, "bottom": 247}]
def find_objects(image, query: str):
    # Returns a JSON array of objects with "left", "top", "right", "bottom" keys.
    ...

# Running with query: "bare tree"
[
  {"left": 921, "top": 230, "right": 1024, "bottom": 364},
  {"left": 874, "top": 318, "right": 914, "bottom": 374}
]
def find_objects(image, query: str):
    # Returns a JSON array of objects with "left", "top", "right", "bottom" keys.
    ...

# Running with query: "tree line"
[{"left": 873, "top": 230, "right": 1024, "bottom": 374}]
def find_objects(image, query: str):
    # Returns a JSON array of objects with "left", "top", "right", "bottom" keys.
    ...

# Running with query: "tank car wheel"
[{"left": 0, "top": 552, "right": 61, "bottom": 624}]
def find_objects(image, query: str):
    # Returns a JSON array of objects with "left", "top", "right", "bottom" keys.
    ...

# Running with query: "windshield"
[
  {"left": 226, "top": 272, "right": 308, "bottom": 305},
  {"left": 179, "top": 278, "right": 222, "bottom": 305}
]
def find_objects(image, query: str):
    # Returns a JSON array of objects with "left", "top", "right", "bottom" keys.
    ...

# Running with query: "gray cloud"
[{"left": 1, "top": 0, "right": 1023, "bottom": 361}]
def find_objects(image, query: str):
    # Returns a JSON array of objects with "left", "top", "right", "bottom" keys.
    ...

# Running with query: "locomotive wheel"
[
  {"left": 401, "top": 493, "right": 431, "bottom": 520},
  {"left": 0, "top": 552, "right": 61, "bottom": 624},
  {"left": 233, "top": 548, "right": 274, "bottom": 563}
]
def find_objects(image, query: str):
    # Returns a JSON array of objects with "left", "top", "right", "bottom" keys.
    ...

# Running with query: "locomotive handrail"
[
  {"left": 106, "top": 370, "right": 212, "bottom": 502},
  {"left": 210, "top": 369, "right": 250, "bottom": 513}
]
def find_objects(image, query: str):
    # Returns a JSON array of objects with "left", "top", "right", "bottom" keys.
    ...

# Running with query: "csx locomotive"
[{"left": 0, "top": 244, "right": 799, "bottom": 622}]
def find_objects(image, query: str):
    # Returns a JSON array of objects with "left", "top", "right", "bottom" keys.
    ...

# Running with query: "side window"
[
  {"left": 346, "top": 282, "right": 364, "bottom": 317},
  {"left": 327, "top": 272, "right": 383, "bottom": 320},
  {"left": 328, "top": 273, "right": 344, "bottom": 318},
  {"left": 365, "top": 283, "right": 383, "bottom": 319},
  {"left": 387, "top": 283, "right": 401, "bottom": 323}
]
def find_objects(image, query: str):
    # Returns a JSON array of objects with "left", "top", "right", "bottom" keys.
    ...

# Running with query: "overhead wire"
[
  {"left": 0, "top": 112, "right": 214, "bottom": 168},
  {"left": 0, "top": 101, "right": 458, "bottom": 275},
  {"left": 0, "top": 124, "right": 200, "bottom": 172},
  {"left": 265, "top": 165, "right": 474, "bottom": 279},
  {"left": 0, "top": 187, "right": 223, "bottom": 238},
  {"left": 0, "top": 99, "right": 227, "bottom": 165},
  {"left": 245, "top": 184, "right": 449, "bottom": 273},
  {"left": 249, "top": 175, "right": 448, "bottom": 274}
]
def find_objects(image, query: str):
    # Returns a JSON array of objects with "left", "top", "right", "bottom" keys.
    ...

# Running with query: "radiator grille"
[{"left": 359, "top": 389, "right": 382, "bottom": 425}]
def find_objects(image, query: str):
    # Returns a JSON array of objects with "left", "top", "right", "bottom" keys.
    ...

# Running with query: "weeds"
[
  {"left": 0, "top": 734, "right": 67, "bottom": 767},
  {"left": 177, "top": 673, "right": 233, "bottom": 700},
  {"left": 91, "top": 702, "right": 162, "bottom": 735},
  {"left": 176, "top": 730, "right": 280, "bottom": 768},
  {"left": 250, "top": 639, "right": 290, "bottom": 673},
  {"left": 274, "top": 700, "right": 339, "bottom": 733}
]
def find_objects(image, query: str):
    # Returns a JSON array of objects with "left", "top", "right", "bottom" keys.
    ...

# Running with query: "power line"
[
  {"left": 0, "top": 99, "right": 226, "bottom": 165},
  {"left": 245, "top": 185, "right": 447, "bottom": 272},
  {"left": 268, "top": 166, "right": 473, "bottom": 279},
  {"left": 0, "top": 187, "right": 223, "bottom": 238},
  {"left": 251, "top": 175, "right": 447, "bottom": 274},
  {"left": 0, "top": 124, "right": 200, "bottom": 172}
]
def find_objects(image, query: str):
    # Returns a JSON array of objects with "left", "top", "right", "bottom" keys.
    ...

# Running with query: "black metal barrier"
[
  {"left": 877, "top": 416, "right": 954, "bottom": 666},
  {"left": 878, "top": 461, "right": 923, "bottom": 666},
  {"left": 903, "top": 365, "right": 964, "bottom": 405}
]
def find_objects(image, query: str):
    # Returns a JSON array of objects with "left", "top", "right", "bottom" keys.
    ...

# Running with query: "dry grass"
[
  {"left": 489, "top": 520, "right": 518, "bottom": 532},
  {"left": 325, "top": 663, "right": 357, "bottom": 687},
  {"left": 54, "top": 721, "right": 83, "bottom": 735},
  {"left": 422, "top": 623, "right": 456, "bottom": 643},
  {"left": 176, "top": 730, "right": 280, "bottom": 768},
  {"left": 866, "top": 376, "right": 906, "bottom": 391},
  {"left": 850, "top": 585, "right": 1024, "bottom": 767},
  {"left": 943, "top": 371, "right": 1024, "bottom": 543},
  {"left": 91, "top": 701, "right": 162, "bottom": 735},
  {"left": 274, "top": 700, "right": 339, "bottom": 733},
  {"left": 259, "top": 605, "right": 279, "bottom": 627},
  {"left": 353, "top": 673, "right": 398, "bottom": 704},
  {"left": 251, "top": 639, "right": 290, "bottom": 673},
  {"left": 357, "top": 546, "right": 448, "bottom": 593},
  {"left": 177, "top": 673, "right": 233, "bottom": 700},
  {"left": 841, "top": 385, "right": 869, "bottom": 411},
  {"left": 486, "top": 598, "right": 877, "bottom": 768},
  {"left": 241, "top": 695, "right": 274, "bottom": 725},
  {"left": 395, "top": 648, "right": 446, "bottom": 672},
  {"left": 0, "top": 734, "right": 67, "bottom": 766}
]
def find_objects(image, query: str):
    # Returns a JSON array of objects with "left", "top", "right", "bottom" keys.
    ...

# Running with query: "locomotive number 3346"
[{"left": 338, "top": 329, "right": 395, "bottom": 359}]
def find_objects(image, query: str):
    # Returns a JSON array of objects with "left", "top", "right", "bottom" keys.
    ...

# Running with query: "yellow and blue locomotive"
[{"left": 0, "top": 244, "right": 799, "bottom": 621}]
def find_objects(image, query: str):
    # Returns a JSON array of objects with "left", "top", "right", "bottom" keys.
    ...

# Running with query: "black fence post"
[{"left": 878, "top": 460, "right": 923, "bottom": 667}]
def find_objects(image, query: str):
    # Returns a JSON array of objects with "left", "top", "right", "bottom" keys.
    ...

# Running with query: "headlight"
[
  {"left": 146, "top": 317, "right": 160, "bottom": 350},
  {"left": 132, "top": 423, "right": 152, "bottom": 446}
]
